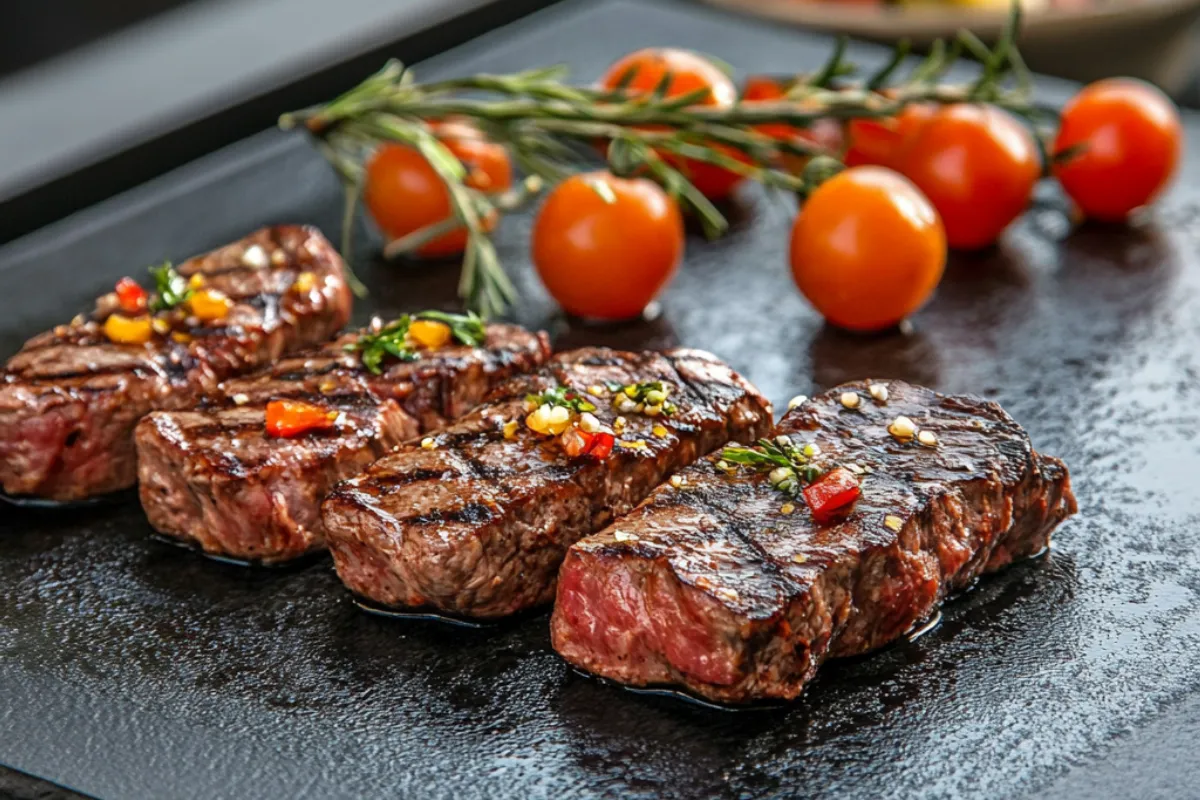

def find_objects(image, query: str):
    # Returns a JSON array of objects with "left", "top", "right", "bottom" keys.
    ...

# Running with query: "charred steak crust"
[
  {"left": 135, "top": 324, "right": 550, "bottom": 563},
  {"left": 0, "top": 226, "right": 352, "bottom": 501},
  {"left": 551, "top": 380, "right": 1078, "bottom": 703},
  {"left": 320, "top": 347, "right": 773, "bottom": 618}
]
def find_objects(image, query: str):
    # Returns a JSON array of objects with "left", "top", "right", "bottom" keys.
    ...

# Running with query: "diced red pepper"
[
  {"left": 802, "top": 467, "right": 861, "bottom": 523},
  {"left": 115, "top": 277, "right": 148, "bottom": 314},
  {"left": 561, "top": 426, "right": 595, "bottom": 458},
  {"left": 587, "top": 431, "right": 615, "bottom": 460},
  {"left": 265, "top": 399, "right": 336, "bottom": 438}
]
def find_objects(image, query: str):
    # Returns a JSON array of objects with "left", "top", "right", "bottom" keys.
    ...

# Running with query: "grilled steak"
[
  {"left": 0, "top": 226, "right": 351, "bottom": 501},
  {"left": 551, "top": 380, "right": 1077, "bottom": 703},
  {"left": 136, "top": 323, "right": 550, "bottom": 563},
  {"left": 321, "top": 348, "right": 773, "bottom": 618}
]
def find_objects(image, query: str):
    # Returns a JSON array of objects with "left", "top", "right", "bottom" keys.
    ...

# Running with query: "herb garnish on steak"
[
  {"left": 551, "top": 380, "right": 1077, "bottom": 704},
  {"left": 0, "top": 226, "right": 352, "bottom": 501},
  {"left": 320, "top": 347, "right": 773, "bottom": 618}
]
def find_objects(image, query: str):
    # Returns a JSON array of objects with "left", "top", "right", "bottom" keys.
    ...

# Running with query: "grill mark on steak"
[
  {"left": 0, "top": 225, "right": 353, "bottom": 501},
  {"left": 551, "top": 380, "right": 1078, "bottom": 704},
  {"left": 136, "top": 323, "right": 551, "bottom": 564},
  {"left": 320, "top": 347, "right": 774, "bottom": 618}
]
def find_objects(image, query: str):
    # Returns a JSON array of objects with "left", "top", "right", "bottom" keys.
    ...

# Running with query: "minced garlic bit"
[
  {"left": 241, "top": 244, "right": 269, "bottom": 268},
  {"left": 270, "top": 249, "right": 287, "bottom": 266},
  {"left": 714, "top": 587, "right": 739, "bottom": 603},
  {"left": 613, "top": 530, "right": 638, "bottom": 542},
  {"left": 868, "top": 383, "right": 889, "bottom": 403},
  {"left": 613, "top": 416, "right": 627, "bottom": 434},
  {"left": 917, "top": 430, "right": 939, "bottom": 447},
  {"left": 420, "top": 437, "right": 437, "bottom": 450},
  {"left": 187, "top": 273, "right": 206, "bottom": 291},
  {"left": 587, "top": 385, "right": 606, "bottom": 396},
  {"left": 787, "top": 394, "right": 808, "bottom": 411},
  {"left": 319, "top": 378, "right": 337, "bottom": 394},
  {"left": 652, "top": 424, "right": 669, "bottom": 438},
  {"left": 840, "top": 392, "right": 861, "bottom": 410},
  {"left": 888, "top": 415, "right": 917, "bottom": 441},
  {"left": 780, "top": 502, "right": 796, "bottom": 515},
  {"left": 716, "top": 460, "right": 731, "bottom": 472},
  {"left": 884, "top": 514, "right": 904, "bottom": 531},
  {"left": 578, "top": 412, "right": 601, "bottom": 433},
  {"left": 803, "top": 443, "right": 821, "bottom": 457},
  {"left": 669, "top": 475, "right": 685, "bottom": 488},
  {"left": 231, "top": 393, "right": 250, "bottom": 406},
  {"left": 151, "top": 317, "right": 171, "bottom": 335},
  {"left": 791, "top": 553, "right": 807, "bottom": 564},
  {"left": 503, "top": 420, "right": 519, "bottom": 440}
]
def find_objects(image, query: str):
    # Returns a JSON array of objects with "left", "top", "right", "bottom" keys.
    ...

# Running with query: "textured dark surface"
[{"left": 1, "top": 0, "right": 1199, "bottom": 797}]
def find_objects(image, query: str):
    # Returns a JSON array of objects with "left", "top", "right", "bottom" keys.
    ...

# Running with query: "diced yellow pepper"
[
  {"left": 189, "top": 288, "right": 233, "bottom": 321},
  {"left": 104, "top": 314, "right": 153, "bottom": 344},
  {"left": 408, "top": 319, "right": 452, "bottom": 350},
  {"left": 293, "top": 271, "right": 317, "bottom": 294},
  {"left": 187, "top": 273, "right": 206, "bottom": 290}
]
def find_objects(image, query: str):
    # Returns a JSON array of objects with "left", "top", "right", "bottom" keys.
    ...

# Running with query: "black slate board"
[{"left": 3, "top": 1, "right": 1200, "bottom": 797}]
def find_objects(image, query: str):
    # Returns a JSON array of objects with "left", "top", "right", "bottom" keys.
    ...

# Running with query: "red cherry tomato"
[
  {"left": 599, "top": 48, "right": 744, "bottom": 200},
  {"left": 741, "top": 75, "right": 844, "bottom": 174},
  {"left": 900, "top": 104, "right": 1040, "bottom": 250},
  {"left": 803, "top": 467, "right": 861, "bottom": 523},
  {"left": 533, "top": 171, "right": 684, "bottom": 321},
  {"left": 1053, "top": 78, "right": 1182, "bottom": 222},
  {"left": 265, "top": 399, "right": 336, "bottom": 438},
  {"left": 843, "top": 102, "right": 936, "bottom": 170},
  {"left": 789, "top": 166, "right": 946, "bottom": 332},
  {"left": 364, "top": 131, "right": 513, "bottom": 258}
]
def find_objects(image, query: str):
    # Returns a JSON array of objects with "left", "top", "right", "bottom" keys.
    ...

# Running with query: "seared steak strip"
[
  {"left": 0, "top": 226, "right": 351, "bottom": 501},
  {"left": 321, "top": 347, "right": 773, "bottom": 618},
  {"left": 136, "top": 323, "right": 550, "bottom": 563},
  {"left": 551, "top": 380, "right": 1077, "bottom": 703}
]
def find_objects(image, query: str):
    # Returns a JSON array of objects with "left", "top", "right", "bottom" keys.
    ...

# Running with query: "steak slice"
[
  {"left": 136, "top": 323, "right": 550, "bottom": 563},
  {"left": 321, "top": 347, "right": 773, "bottom": 618},
  {"left": 0, "top": 226, "right": 351, "bottom": 501},
  {"left": 551, "top": 380, "right": 1077, "bottom": 703}
]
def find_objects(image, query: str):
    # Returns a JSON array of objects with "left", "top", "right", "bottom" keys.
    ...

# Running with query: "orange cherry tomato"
[
  {"left": 599, "top": 48, "right": 744, "bottom": 201},
  {"left": 741, "top": 75, "right": 844, "bottom": 174},
  {"left": 265, "top": 399, "right": 336, "bottom": 438},
  {"left": 843, "top": 102, "right": 936, "bottom": 170},
  {"left": 900, "top": 104, "right": 1040, "bottom": 250},
  {"left": 1052, "top": 78, "right": 1182, "bottom": 222},
  {"left": 533, "top": 171, "right": 684, "bottom": 321},
  {"left": 364, "top": 133, "right": 513, "bottom": 258},
  {"left": 790, "top": 166, "right": 946, "bottom": 332}
]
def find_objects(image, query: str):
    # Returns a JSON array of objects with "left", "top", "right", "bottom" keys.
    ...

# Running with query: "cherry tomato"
[
  {"left": 265, "top": 399, "right": 336, "bottom": 438},
  {"left": 364, "top": 133, "right": 513, "bottom": 258},
  {"left": 790, "top": 166, "right": 946, "bottom": 332},
  {"left": 533, "top": 171, "right": 684, "bottom": 321},
  {"left": 802, "top": 466, "right": 861, "bottom": 523},
  {"left": 843, "top": 102, "right": 935, "bottom": 170},
  {"left": 599, "top": 49, "right": 744, "bottom": 200},
  {"left": 741, "top": 75, "right": 844, "bottom": 174},
  {"left": 1053, "top": 78, "right": 1182, "bottom": 222},
  {"left": 900, "top": 104, "right": 1040, "bottom": 250}
]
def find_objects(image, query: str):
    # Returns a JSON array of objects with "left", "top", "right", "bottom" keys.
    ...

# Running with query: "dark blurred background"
[{"left": 1, "top": 0, "right": 1197, "bottom": 244}]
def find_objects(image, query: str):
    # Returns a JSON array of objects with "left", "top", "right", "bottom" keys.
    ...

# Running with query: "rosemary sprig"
[
  {"left": 148, "top": 262, "right": 192, "bottom": 312},
  {"left": 281, "top": 5, "right": 1036, "bottom": 317},
  {"left": 719, "top": 436, "right": 825, "bottom": 497},
  {"left": 347, "top": 310, "right": 486, "bottom": 373}
]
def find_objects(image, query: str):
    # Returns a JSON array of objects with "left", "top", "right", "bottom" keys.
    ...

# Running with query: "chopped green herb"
[
  {"left": 346, "top": 310, "right": 487, "bottom": 374},
  {"left": 525, "top": 385, "right": 596, "bottom": 414},
  {"left": 719, "top": 436, "right": 825, "bottom": 497},
  {"left": 148, "top": 262, "right": 193, "bottom": 312}
]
